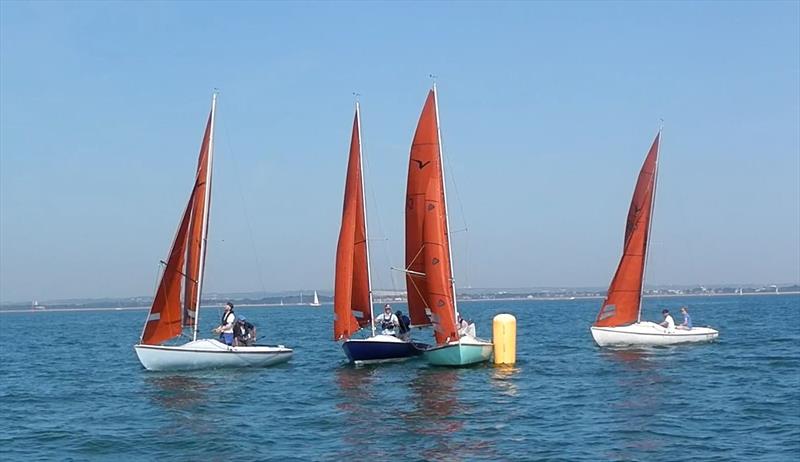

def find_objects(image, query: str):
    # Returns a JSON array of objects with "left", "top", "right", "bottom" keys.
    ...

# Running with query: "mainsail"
[
  {"left": 183, "top": 114, "right": 212, "bottom": 328},
  {"left": 334, "top": 104, "right": 373, "bottom": 340},
  {"left": 405, "top": 88, "right": 458, "bottom": 343},
  {"left": 594, "top": 133, "right": 660, "bottom": 327},
  {"left": 140, "top": 99, "right": 215, "bottom": 345}
]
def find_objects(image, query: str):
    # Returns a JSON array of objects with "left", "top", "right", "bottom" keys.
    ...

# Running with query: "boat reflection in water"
[
  {"left": 333, "top": 366, "right": 381, "bottom": 460},
  {"left": 403, "top": 369, "right": 463, "bottom": 435},
  {"left": 402, "top": 368, "right": 498, "bottom": 461},
  {"left": 146, "top": 375, "right": 211, "bottom": 410},
  {"left": 145, "top": 374, "right": 216, "bottom": 436},
  {"left": 599, "top": 348, "right": 670, "bottom": 459}
]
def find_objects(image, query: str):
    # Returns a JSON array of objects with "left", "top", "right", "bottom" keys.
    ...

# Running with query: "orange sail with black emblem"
[
  {"left": 594, "top": 133, "right": 660, "bottom": 327},
  {"left": 405, "top": 88, "right": 459, "bottom": 343},
  {"left": 141, "top": 105, "right": 215, "bottom": 344},
  {"left": 334, "top": 103, "right": 374, "bottom": 340}
]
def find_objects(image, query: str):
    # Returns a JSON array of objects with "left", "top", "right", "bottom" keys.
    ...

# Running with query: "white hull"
[
  {"left": 591, "top": 322, "right": 719, "bottom": 347},
  {"left": 134, "top": 339, "right": 293, "bottom": 371}
]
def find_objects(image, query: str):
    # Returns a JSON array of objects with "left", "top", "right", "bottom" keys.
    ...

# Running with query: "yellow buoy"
[{"left": 492, "top": 313, "right": 517, "bottom": 365}]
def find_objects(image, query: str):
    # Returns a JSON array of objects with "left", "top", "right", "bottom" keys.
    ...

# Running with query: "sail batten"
[
  {"left": 334, "top": 104, "right": 373, "bottom": 340},
  {"left": 405, "top": 89, "right": 459, "bottom": 344},
  {"left": 594, "top": 133, "right": 660, "bottom": 327}
]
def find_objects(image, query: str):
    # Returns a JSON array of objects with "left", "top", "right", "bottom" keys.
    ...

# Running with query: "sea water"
[{"left": 0, "top": 295, "right": 798, "bottom": 461}]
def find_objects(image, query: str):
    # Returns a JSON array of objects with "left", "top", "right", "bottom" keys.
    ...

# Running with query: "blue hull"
[{"left": 342, "top": 337, "right": 429, "bottom": 364}]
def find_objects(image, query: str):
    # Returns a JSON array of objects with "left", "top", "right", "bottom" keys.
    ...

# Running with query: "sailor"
[
  {"left": 457, "top": 315, "right": 476, "bottom": 337},
  {"left": 214, "top": 302, "right": 236, "bottom": 345},
  {"left": 677, "top": 306, "right": 692, "bottom": 330},
  {"left": 234, "top": 315, "right": 257, "bottom": 346},
  {"left": 660, "top": 309, "right": 675, "bottom": 332},
  {"left": 396, "top": 310, "right": 411, "bottom": 340},
  {"left": 375, "top": 304, "right": 399, "bottom": 335}
]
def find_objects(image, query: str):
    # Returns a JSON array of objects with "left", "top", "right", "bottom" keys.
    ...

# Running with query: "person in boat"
[
  {"left": 457, "top": 315, "right": 476, "bottom": 337},
  {"left": 660, "top": 309, "right": 676, "bottom": 332},
  {"left": 375, "top": 304, "right": 399, "bottom": 335},
  {"left": 396, "top": 310, "right": 411, "bottom": 340},
  {"left": 234, "top": 316, "right": 257, "bottom": 346},
  {"left": 213, "top": 302, "right": 236, "bottom": 346},
  {"left": 677, "top": 306, "right": 692, "bottom": 330}
]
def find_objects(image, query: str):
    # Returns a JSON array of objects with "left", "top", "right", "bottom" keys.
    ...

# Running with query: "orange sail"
[
  {"left": 405, "top": 88, "right": 458, "bottom": 342},
  {"left": 334, "top": 105, "right": 373, "bottom": 340},
  {"left": 594, "top": 133, "right": 660, "bottom": 327},
  {"left": 423, "top": 181, "right": 459, "bottom": 344},
  {"left": 140, "top": 106, "right": 214, "bottom": 345},
  {"left": 140, "top": 198, "right": 195, "bottom": 345},
  {"left": 183, "top": 113, "right": 212, "bottom": 327}
]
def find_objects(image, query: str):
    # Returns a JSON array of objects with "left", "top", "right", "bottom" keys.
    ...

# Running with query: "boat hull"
[
  {"left": 424, "top": 337, "right": 493, "bottom": 366},
  {"left": 590, "top": 322, "right": 719, "bottom": 347},
  {"left": 134, "top": 339, "right": 293, "bottom": 371},
  {"left": 342, "top": 335, "right": 429, "bottom": 365}
]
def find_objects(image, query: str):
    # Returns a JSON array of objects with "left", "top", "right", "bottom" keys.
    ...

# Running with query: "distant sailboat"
[
  {"left": 133, "top": 93, "right": 293, "bottom": 371},
  {"left": 590, "top": 131, "right": 719, "bottom": 347},
  {"left": 335, "top": 101, "right": 429, "bottom": 364},
  {"left": 405, "top": 85, "right": 493, "bottom": 366},
  {"left": 310, "top": 290, "right": 322, "bottom": 307}
]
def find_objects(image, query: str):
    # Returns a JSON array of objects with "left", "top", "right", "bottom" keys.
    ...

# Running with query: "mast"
[
  {"left": 356, "top": 101, "right": 377, "bottom": 337},
  {"left": 637, "top": 126, "right": 661, "bottom": 323},
  {"left": 432, "top": 82, "right": 460, "bottom": 321},
  {"left": 192, "top": 91, "right": 217, "bottom": 341}
]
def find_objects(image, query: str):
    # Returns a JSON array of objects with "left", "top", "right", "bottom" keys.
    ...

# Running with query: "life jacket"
[
  {"left": 380, "top": 314, "right": 395, "bottom": 330},
  {"left": 220, "top": 311, "right": 234, "bottom": 327}
]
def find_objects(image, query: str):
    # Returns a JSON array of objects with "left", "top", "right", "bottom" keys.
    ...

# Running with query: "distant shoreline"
[{"left": 1, "top": 291, "right": 797, "bottom": 314}]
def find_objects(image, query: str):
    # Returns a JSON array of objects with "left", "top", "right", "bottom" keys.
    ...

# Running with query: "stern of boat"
[{"left": 424, "top": 338, "right": 492, "bottom": 366}]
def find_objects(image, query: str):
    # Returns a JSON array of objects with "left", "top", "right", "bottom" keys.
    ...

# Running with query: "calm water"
[{"left": 1, "top": 295, "right": 798, "bottom": 461}]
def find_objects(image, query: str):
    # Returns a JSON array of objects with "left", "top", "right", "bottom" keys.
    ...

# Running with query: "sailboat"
[
  {"left": 590, "top": 131, "right": 719, "bottom": 347},
  {"left": 134, "top": 93, "right": 293, "bottom": 371},
  {"left": 335, "top": 102, "right": 429, "bottom": 364},
  {"left": 309, "top": 290, "right": 322, "bottom": 306},
  {"left": 405, "top": 85, "right": 493, "bottom": 366}
]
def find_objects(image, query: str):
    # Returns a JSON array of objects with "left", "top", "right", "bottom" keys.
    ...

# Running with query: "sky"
[{"left": 1, "top": 1, "right": 798, "bottom": 302}]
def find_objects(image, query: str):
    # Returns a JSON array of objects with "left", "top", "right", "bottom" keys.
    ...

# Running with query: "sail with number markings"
[
  {"left": 405, "top": 89, "right": 458, "bottom": 344},
  {"left": 594, "top": 134, "right": 660, "bottom": 327}
]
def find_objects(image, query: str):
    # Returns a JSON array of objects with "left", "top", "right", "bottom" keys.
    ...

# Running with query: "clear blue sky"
[{"left": 1, "top": 1, "right": 798, "bottom": 302}]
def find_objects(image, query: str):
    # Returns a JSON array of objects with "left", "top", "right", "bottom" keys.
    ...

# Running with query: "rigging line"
[
  {"left": 220, "top": 118, "right": 268, "bottom": 296},
  {"left": 441, "top": 144, "right": 472, "bottom": 290},
  {"left": 141, "top": 261, "right": 166, "bottom": 340},
  {"left": 406, "top": 246, "right": 424, "bottom": 272},
  {"left": 360, "top": 126, "right": 397, "bottom": 293},
  {"left": 407, "top": 270, "right": 431, "bottom": 316},
  {"left": 159, "top": 260, "right": 197, "bottom": 284}
]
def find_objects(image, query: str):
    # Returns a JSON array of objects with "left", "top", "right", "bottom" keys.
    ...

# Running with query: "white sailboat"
[
  {"left": 310, "top": 290, "right": 322, "bottom": 306},
  {"left": 134, "top": 93, "right": 292, "bottom": 371},
  {"left": 589, "top": 131, "right": 719, "bottom": 347}
]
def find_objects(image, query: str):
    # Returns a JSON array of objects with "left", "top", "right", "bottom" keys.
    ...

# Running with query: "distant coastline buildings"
[{"left": 2, "top": 284, "right": 799, "bottom": 311}]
